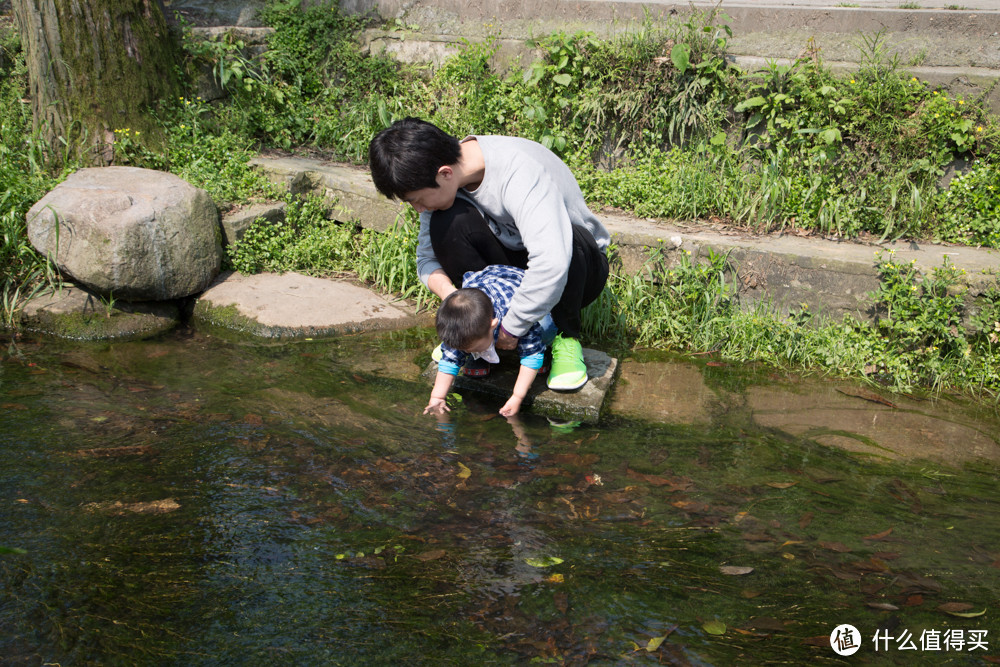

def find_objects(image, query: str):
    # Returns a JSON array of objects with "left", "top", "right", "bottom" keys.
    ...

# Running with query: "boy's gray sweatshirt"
[{"left": 417, "top": 135, "right": 610, "bottom": 336}]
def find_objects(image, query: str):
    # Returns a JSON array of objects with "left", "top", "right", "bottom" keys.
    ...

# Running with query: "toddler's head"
[{"left": 437, "top": 288, "right": 498, "bottom": 354}]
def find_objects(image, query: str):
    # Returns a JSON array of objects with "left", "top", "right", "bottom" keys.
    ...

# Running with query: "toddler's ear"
[{"left": 491, "top": 317, "right": 500, "bottom": 329}]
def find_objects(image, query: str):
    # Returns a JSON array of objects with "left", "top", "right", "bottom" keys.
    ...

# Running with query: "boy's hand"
[
  {"left": 498, "top": 395, "right": 523, "bottom": 417},
  {"left": 496, "top": 327, "right": 518, "bottom": 350},
  {"left": 424, "top": 397, "right": 450, "bottom": 415}
]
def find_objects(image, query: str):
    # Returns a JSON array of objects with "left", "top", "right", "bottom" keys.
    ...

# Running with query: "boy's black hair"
[
  {"left": 436, "top": 288, "right": 495, "bottom": 350},
  {"left": 368, "top": 117, "right": 462, "bottom": 200}
]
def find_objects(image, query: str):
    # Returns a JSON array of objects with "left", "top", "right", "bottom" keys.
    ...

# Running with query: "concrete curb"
[
  {"left": 249, "top": 155, "right": 1000, "bottom": 324},
  {"left": 356, "top": 0, "right": 1000, "bottom": 112}
]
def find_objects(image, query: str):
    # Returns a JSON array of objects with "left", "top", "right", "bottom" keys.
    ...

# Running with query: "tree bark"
[{"left": 11, "top": 0, "right": 182, "bottom": 165}]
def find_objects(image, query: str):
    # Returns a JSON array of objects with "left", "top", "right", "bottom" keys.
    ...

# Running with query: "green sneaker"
[{"left": 547, "top": 334, "right": 588, "bottom": 390}]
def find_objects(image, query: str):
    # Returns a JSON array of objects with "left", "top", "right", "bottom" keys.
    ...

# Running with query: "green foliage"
[
  {"left": 354, "top": 210, "right": 434, "bottom": 308},
  {"left": 582, "top": 245, "right": 1000, "bottom": 396},
  {"left": 228, "top": 195, "right": 357, "bottom": 275},
  {"left": 111, "top": 96, "right": 275, "bottom": 206},
  {"left": 932, "top": 159, "right": 1000, "bottom": 247},
  {"left": 227, "top": 196, "right": 433, "bottom": 306},
  {"left": 581, "top": 243, "right": 736, "bottom": 350},
  {"left": 0, "top": 33, "right": 60, "bottom": 327}
]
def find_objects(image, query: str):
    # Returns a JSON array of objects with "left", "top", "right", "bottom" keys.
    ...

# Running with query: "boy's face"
[
  {"left": 461, "top": 318, "right": 499, "bottom": 355},
  {"left": 402, "top": 166, "right": 459, "bottom": 213}
]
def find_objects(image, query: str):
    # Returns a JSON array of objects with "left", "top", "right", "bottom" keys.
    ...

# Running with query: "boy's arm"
[
  {"left": 499, "top": 364, "right": 539, "bottom": 417},
  {"left": 426, "top": 269, "right": 457, "bottom": 300},
  {"left": 425, "top": 370, "right": 456, "bottom": 415}
]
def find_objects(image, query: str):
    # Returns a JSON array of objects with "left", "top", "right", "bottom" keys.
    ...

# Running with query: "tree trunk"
[{"left": 11, "top": 0, "right": 182, "bottom": 165}]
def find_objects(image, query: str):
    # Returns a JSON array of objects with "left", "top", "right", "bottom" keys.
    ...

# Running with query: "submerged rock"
[{"left": 18, "top": 282, "right": 180, "bottom": 341}]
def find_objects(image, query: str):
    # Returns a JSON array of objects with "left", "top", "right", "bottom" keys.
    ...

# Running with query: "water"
[{"left": 2, "top": 328, "right": 999, "bottom": 665}]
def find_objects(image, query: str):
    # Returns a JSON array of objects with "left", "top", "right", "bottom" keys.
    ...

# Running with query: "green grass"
[
  {"left": 3, "top": 1, "right": 1000, "bottom": 399},
  {"left": 0, "top": 20, "right": 61, "bottom": 327}
]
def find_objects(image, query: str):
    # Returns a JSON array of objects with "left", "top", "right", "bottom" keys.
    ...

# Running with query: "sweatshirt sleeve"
[
  {"left": 497, "top": 168, "right": 574, "bottom": 336},
  {"left": 416, "top": 211, "right": 443, "bottom": 288}
]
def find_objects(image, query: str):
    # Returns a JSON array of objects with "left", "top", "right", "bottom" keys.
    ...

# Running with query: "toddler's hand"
[
  {"left": 424, "top": 397, "right": 450, "bottom": 415},
  {"left": 499, "top": 395, "right": 523, "bottom": 417}
]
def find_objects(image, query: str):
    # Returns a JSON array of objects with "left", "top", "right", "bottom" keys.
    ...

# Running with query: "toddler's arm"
[
  {"left": 425, "top": 370, "right": 456, "bottom": 415},
  {"left": 499, "top": 364, "right": 539, "bottom": 417}
]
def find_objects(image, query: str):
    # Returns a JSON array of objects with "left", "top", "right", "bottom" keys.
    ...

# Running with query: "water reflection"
[{"left": 2, "top": 329, "right": 999, "bottom": 665}]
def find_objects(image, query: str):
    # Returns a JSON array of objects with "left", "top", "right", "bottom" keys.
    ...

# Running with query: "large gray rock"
[{"left": 26, "top": 167, "right": 222, "bottom": 301}]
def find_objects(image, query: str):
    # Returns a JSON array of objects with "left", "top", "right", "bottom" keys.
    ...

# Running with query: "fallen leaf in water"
[
  {"left": 766, "top": 482, "right": 797, "bottom": 489},
  {"left": 414, "top": 549, "right": 446, "bottom": 562},
  {"left": 0, "top": 546, "right": 27, "bottom": 555},
  {"left": 741, "top": 532, "right": 771, "bottom": 542},
  {"left": 1, "top": 403, "right": 27, "bottom": 410},
  {"left": 866, "top": 602, "right": 899, "bottom": 611},
  {"left": 937, "top": 602, "right": 974, "bottom": 613},
  {"left": 780, "top": 540, "right": 804, "bottom": 548},
  {"left": 943, "top": 608, "right": 986, "bottom": 618},
  {"left": 525, "top": 556, "right": 564, "bottom": 568},
  {"left": 819, "top": 541, "right": 852, "bottom": 553},
  {"left": 73, "top": 444, "right": 154, "bottom": 458},
  {"left": 553, "top": 453, "right": 600, "bottom": 466},
  {"left": 84, "top": 499, "right": 180, "bottom": 515},
  {"left": 243, "top": 413, "right": 264, "bottom": 425},
  {"left": 863, "top": 527, "right": 894, "bottom": 541},
  {"left": 546, "top": 573, "right": 565, "bottom": 584},
  {"left": 646, "top": 635, "right": 668, "bottom": 651},
  {"left": 456, "top": 462, "right": 471, "bottom": 480},
  {"left": 719, "top": 565, "right": 754, "bottom": 575},
  {"left": 748, "top": 617, "right": 787, "bottom": 632},
  {"left": 740, "top": 589, "right": 762, "bottom": 599},
  {"left": 626, "top": 468, "right": 692, "bottom": 491},
  {"left": 703, "top": 620, "right": 726, "bottom": 635}
]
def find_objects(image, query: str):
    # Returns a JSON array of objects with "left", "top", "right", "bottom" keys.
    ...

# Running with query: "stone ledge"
[
  {"left": 192, "top": 271, "right": 427, "bottom": 339},
  {"left": 422, "top": 348, "right": 619, "bottom": 424},
  {"left": 17, "top": 284, "right": 180, "bottom": 341},
  {"left": 249, "top": 155, "right": 1000, "bottom": 324}
]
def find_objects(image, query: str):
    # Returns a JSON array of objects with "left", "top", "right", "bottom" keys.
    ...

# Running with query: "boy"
[
  {"left": 424, "top": 265, "right": 557, "bottom": 417},
  {"left": 369, "top": 118, "right": 609, "bottom": 391}
]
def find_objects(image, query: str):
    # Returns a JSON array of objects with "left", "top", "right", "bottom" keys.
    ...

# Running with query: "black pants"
[{"left": 429, "top": 198, "right": 609, "bottom": 338}]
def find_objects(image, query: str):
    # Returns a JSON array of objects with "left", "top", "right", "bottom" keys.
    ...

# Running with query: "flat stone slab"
[
  {"left": 18, "top": 283, "right": 180, "bottom": 341},
  {"left": 423, "top": 348, "right": 619, "bottom": 424},
  {"left": 192, "top": 271, "right": 424, "bottom": 339}
]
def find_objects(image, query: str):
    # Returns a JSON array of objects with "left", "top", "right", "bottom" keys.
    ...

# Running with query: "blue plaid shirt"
[{"left": 438, "top": 265, "right": 555, "bottom": 376}]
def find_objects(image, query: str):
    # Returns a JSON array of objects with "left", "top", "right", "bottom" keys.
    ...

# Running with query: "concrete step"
[
  {"left": 249, "top": 155, "right": 1000, "bottom": 324},
  {"left": 422, "top": 348, "right": 619, "bottom": 424},
  {"left": 357, "top": 0, "right": 1000, "bottom": 112}
]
